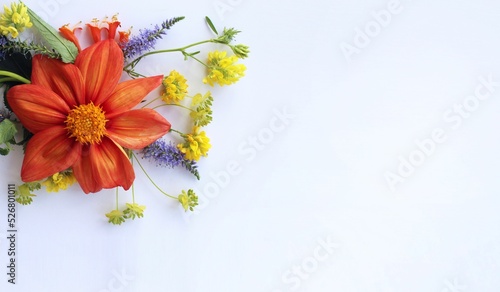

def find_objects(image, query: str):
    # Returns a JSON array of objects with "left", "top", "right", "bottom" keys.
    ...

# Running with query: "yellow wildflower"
[
  {"left": 203, "top": 51, "right": 246, "bottom": 86},
  {"left": 161, "top": 70, "right": 188, "bottom": 104},
  {"left": 42, "top": 171, "right": 77, "bottom": 192},
  {"left": 191, "top": 91, "right": 212, "bottom": 107},
  {"left": 0, "top": 2, "right": 33, "bottom": 38},
  {"left": 15, "top": 182, "right": 40, "bottom": 205},
  {"left": 105, "top": 209, "right": 125, "bottom": 225},
  {"left": 177, "top": 126, "right": 211, "bottom": 161},
  {"left": 178, "top": 189, "right": 198, "bottom": 212},
  {"left": 123, "top": 203, "right": 146, "bottom": 219}
]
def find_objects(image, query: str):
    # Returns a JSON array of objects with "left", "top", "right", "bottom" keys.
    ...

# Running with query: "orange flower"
[
  {"left": 86, "top": 18, "right": 104, "bottom": 43},
  {"left": 7, "top": 40, "right": 170, "bottom": 193},
  {"left": 59, "top": 23, "right": 83, "bottom": 51},
  {"left": 85, "top": 15, "right": 121, "bottom": 43}
]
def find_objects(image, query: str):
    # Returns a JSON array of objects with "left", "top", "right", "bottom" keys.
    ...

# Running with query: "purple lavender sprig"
[
  {"left": 0, "top": 36, "right": 8, "bottom": 60},
  {"left": 121, "top": 16, "right": 185, "bottom": 59},
  {"left": 142, "top": 139, "right": 200, "bottom": 180}
]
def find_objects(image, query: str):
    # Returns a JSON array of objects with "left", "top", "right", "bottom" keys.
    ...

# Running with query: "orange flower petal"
[
  {"left": 118, "top": 30, "right": 130, "bottom": 45},
  {"left": 59, "top": 25, "right": 82, "bottom": 52},
  {"left": 106, "top": 109, "right": 171, "bottom": 149},
  {"left": 71, "top": 145, "right": 101, "bottom": 194},
  {"left": 31, "top": 55, "right": 85, "bottom": 107},
  {"left": 73, "top": 138, "right": 134, "bottom": 193},
  {"left": 21, "top": 126, "right": 82, "bottom": 182},
  {"left": 102, "top": 75, "right": 163, "bottom": 119},
  {"left": 75, "top": 40, "right": 123, "bottom": 104},
  {"left": 7, "top": 84, "right": 70, "bottom": 134},
  {"left": 107, "top": 21, "right": 120, "bottom": 40},
  {"left": 86, "top": 23, "right": 103, "bottom": 43}
]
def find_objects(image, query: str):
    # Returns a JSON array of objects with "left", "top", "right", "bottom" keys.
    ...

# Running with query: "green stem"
[
  {"left": 131, "top": 159, "right": 136, "bottom": 204},
  {"left": 115, "top": 188, "right": 119, "bottom": 210},
  {"left": 141, "top": 96, "right": 163, "bottom": 109},
  {"left": 169, "top": 128, "right": 185, "bottom": 136},
  {"left": 0, "top": 71, "right": 30, "bottom": 84},
  {"left": 187, "top": 54, "right": 209, "bottom": 68},
  {"left": 132, "top": 153, "right": 177, "bottom": 200},
  {"left": 152, "top": 103, "right": 194, "bottom": 112},
  {"left": 0, "top": 77, "right": 17, "bottom": 83},
  {"left": 124, "top": 39, "right": 214, "bottom": 70}
]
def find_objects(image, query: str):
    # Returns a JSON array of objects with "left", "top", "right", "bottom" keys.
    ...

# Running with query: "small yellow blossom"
[
  {"left": 203, "top": 51, "right": 246, "bottom": 86},
  {"left": 161, "top": 70, "right": 188, "bottom": 104},
  {"left": 178, "top": 189, "right": 198, "bottom": 212},
  {"left": 177, "top": 126, "right": 211, "bottom": 161},
  {"left": 123, "top": 203, "right": 146, "bottom": 219},
  {"left": 42, "top": 171, "right": 76, "bottom": 192},
  {"left": 15, "top": 182, "right": 40, "bottom": 205},
  {"left": 190, "top": 91, "right": 213, "bottom": 126},
  {"left": 191, "top": 91, "right": 212, "bottom": 107},
  {"left": 105, "top": 209, "right": 125, "bottom": 225},
  {"left": 0, "top": 2, "right": 33, "bottom": 38}
]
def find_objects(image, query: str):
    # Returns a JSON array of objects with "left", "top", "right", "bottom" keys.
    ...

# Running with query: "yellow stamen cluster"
[
  {"left": 177, "top": 126, "right": 211, "bottom": 161},
  {"left": 42, "top": 171, "right": 76, "bottom": 192},
  {"left": 0, "top": 2, "right": 32, "bottom": 38},
  {"left": 203, "top": 51, "right": 246, "bottom": 86},
  {"left": 161, "top": 70, "right": 188, "bottom": 104},
  {"left": 65, "top": 103, "right": 107, "bottom": 144}
]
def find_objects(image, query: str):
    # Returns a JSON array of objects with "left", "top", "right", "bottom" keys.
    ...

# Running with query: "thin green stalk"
[
  {"left": 141, "top": 96, "right": 163, "bottom": 109},
  {"left": 187, "top": 53, "right": 209, "bottom": 68},
  {"left": 169, "top": 128, "right": 184, "bottom": 136},
  {"left": 124, "top": 39, "right": 213, "bottom": 70},
  {"left": 0, "top": 77, "right": 17, "bottom": 83},
  {"left": 152, "top": 103, "right": 194, "bottom": 111},
  {"left": 132, "top": 153, "right": 177, "bottom": 200},
  {"left": 115, "top": 188, "right": 119, "bottom": 210},
  {"left": 131, "top": 159, "right": 135, "bottom": 204},
  {"left": 0, "top": 71, "right": 30, "bottom": 84}
]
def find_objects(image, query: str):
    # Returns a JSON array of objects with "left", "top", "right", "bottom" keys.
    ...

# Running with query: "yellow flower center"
[{"left": 65, "top": 103, "right": 107, "bottom": 144}]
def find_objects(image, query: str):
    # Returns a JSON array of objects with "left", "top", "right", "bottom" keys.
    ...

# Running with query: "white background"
[{"left": 1, "top": 0, "right": 500, "bottom": 291}]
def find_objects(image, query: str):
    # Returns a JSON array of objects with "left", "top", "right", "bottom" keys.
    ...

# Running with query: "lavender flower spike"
[
  {"left": 142, "top": 139, "right": 200, "bottom": 179},
  {"left": 121, "top": 17, "right": 185, "bottom": 59}
]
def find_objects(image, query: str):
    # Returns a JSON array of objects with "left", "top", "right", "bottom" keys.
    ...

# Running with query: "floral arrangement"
[{"left": 0, "top": 2, "right": 248, "bottom": 224}]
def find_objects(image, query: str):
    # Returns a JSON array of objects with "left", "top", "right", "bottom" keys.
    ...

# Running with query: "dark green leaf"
[
  {"left": 205, "top": 16, "right": 218, "bottom": 35},
  {"left": 0, "top": 147, "right": 9, "bottom": 155},
  {"left": 27, "top": 8, "right": 78, "bottom": 63}
]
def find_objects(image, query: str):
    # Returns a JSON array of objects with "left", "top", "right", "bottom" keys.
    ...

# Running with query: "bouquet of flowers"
[{"left": 0, "top": 2, "right": 249, "bottom": 224}]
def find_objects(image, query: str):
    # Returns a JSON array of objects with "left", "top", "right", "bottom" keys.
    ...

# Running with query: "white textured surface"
[{"left": 1, "top": 0, "right": 500, "bottom": 291}]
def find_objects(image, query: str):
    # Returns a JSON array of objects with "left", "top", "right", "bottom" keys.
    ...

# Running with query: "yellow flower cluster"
[
  {"left": 203, "top": 51, "right": 246, "bottom": 86},
  {"left": 0, "top": 2, "right": 32, "bottom": 38},
  {"left": 178, "top": 189, "right": 198, "bottom": 212},
  {"left": 105, "top": 209, "right": 125, "bottom": 225},
  {"left": 161, "top": 70, "right": 188, "bottom": 104},
  {"left": 42, "top": 172, "right": 77, "bottom": 192},
  {"left": 177, "top": 126, "right": 211, "bottom": 161}
]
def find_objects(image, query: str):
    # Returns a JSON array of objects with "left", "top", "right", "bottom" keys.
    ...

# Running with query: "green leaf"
[
  {"left": 205, "top": 16, "right": 218, "bottom": 35},
  {"left": 27, "top": 8, "right": 78, "bottom": 63},
  {"left": 0, "top": 119, "right": 16, "bottom": 144},
  {"left": 0, "top": 146, "right": 10, "bottom": 155}
]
